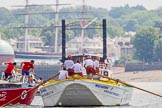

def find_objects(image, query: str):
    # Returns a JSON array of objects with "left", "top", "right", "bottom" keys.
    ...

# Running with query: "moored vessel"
[{"left": 0, "top": 80, "right": 38, "bottom": 107}]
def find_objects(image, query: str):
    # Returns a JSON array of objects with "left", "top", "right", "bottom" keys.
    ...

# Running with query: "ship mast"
[
  {"left": 54, "top": 0, "right": 59, "bottom": 53},
  {"left": 24, "top": 0, "right": 29, "bottom": 52},
  {"left": 81, "top": 0, "right": 97, "bottom": 54},
  {"left": 81, "top": 0, "right": 85, "bottom": 54},
  {"left": 17, "top": 0, "right": 67, "bottom": 53}
]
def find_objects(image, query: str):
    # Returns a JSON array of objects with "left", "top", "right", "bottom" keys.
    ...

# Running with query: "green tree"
[
  {"left": 109, "top": 4, "right": 146, "bottom": 18},
  {"left": 133, "top": 27, "right": 158, "bottom": 62},
  {"left": 154, "top": 39, "right": 162, "bottom": 61},
  {"left": 41, "top": 29, "right": 54, "bottom": 46},
  {"left": 107, "top": 24, "right": 124, "bottom": 38},
  {"left": 0, "top": 7, "right": 15, "bottom": 25},
  {"left": 119, "top": 56, "right": 131, "bottom": 66},
  {"left": 124, "top": 19, "right": 138, "bottom": 32}
]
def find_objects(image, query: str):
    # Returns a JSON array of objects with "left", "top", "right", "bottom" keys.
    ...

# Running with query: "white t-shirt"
[
  {"left": 58, "top": 70, "right": 68, "bottom": 80},
  {"left": 94, "top": 60, "right": 99, "bottom": 70},
  {"left": 64, "top": 60, "right": 74, "bottom": 70},
  {"left": 83, "top": 59, "right": 94, "bottom": 67},
  {"left": 73, "top": 63, "right": 82, "bottom": 73}
]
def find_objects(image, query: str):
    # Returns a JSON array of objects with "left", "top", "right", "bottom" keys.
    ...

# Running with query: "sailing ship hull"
[
  {"left": 0, "top": 83, "right": 38, "bottom": 106},
  {"left": 40, "top": 79, "right": 133, "bottom": 106}
]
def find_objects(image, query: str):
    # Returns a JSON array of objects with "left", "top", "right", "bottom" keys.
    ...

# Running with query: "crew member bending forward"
[
  {"left": 20, "top": 60, "right": 35, "bottom": 83},
  {"left": 3, "top": 62, "right": 17, "bottom": 81}
]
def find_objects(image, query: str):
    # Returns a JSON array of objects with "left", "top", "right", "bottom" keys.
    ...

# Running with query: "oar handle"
[
  {"left": 121, "top": 80, "right": 162, "bottom": 97},
  {"left": 96, "top": 73, "right": 162, "bottom": 98},
  {"left": 1, "top": 72, "right": 60, "bottom": 107}
]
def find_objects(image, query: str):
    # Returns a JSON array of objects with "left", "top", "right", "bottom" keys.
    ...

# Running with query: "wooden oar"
[
  {"left": 1, "top": 72, "right": 60, "bottom": 107},
  {"left": 96, "top": 73, "right": 162, "bottom": 97}
]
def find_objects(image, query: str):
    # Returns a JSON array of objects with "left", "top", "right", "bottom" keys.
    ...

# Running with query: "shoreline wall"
[{"left": 125, "top": 63, "right": 162, "bottom": 72}]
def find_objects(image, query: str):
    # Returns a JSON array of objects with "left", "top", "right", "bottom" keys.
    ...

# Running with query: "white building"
[
  {"left": 16, "top": 35, "right": 44, "bottom": 52},
  {"left": 59, "top": 36, "right": 120, "bottom": 59},
  {"left": 113, "top": 36, "right": 134, "bottom": 58}
]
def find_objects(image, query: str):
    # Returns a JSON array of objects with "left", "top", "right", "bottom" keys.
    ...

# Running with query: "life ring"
[{"left": 103, "top": 71, "right": 109, "bottom": 76}]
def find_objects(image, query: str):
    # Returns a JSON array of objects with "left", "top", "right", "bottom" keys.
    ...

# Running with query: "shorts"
[
  {"left": 68, "top": 68, "right": 74, "bottom": 76},
  {"left": 5, "top": 73, "right": 12, "bottom": 79},
  {"left": 22, "top": 70, "right": 29, "bottom": 76},
  {"left": 86, "top": 66, "right": 95, "bottom": 75}
]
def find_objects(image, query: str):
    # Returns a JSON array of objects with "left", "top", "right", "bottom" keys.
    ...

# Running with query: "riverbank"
[{"left": 113, "top": 70, "right": 162, "bottom": 82}]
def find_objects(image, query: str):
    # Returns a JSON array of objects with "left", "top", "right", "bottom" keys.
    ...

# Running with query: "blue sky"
[{"left": 0, "top": 0, "right": 162, "bottom": 10}]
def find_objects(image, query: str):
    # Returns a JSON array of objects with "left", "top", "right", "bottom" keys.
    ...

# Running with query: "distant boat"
[{"left": 0, "top": 80, "right": 38, "bottom": 106}]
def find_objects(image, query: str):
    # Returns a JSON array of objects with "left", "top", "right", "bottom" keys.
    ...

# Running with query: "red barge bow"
[{"left": 0, "top": 82, "right": 38, "bottom": 106}]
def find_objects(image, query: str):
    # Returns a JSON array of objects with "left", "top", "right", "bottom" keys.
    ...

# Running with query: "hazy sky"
[{"left": 0, "top": 0, "right": 162, "bottom": 10}]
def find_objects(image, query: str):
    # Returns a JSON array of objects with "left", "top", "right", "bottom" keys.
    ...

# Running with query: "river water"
[{"left": 29, "top": 82, "right": 162, "bottom": 108}]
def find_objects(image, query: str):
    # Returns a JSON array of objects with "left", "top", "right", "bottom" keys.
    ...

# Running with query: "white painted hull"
[{"left": 40, "top": 79, "right": 133, "bottom": 107}]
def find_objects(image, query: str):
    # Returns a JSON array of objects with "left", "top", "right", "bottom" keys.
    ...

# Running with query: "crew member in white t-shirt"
[
  {"left": 94, "top": 56, "right": 100, "bottom": 74},
  {"left": 83, "top": 55, "right": 95, "bottom": 79},
  {"left": 58, "top": 67, "right": 69, "bottom": 80},
  {"left": 72, "top": 61, "right": 83, "bottom": 77},
  {"left": 64, "top": 55, "right": 74, "bottom": 76}
]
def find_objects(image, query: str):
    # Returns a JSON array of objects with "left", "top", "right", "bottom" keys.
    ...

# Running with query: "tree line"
[{"left": 0, "top": 4, "right": 162, "bottom": 62}]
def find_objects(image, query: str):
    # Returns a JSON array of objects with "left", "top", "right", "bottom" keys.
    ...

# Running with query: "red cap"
[{"left": 67, "top": 55, "right": 72, "bottom": 59}]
